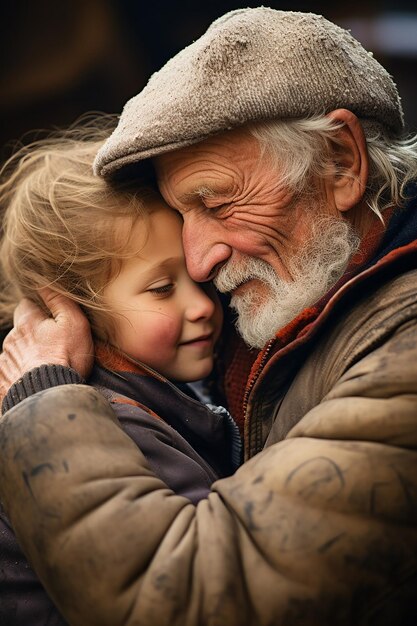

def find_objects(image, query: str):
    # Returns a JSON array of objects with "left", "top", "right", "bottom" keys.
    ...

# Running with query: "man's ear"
[{"left": 326, "top": 109, "right": 369, "bottom": 212}]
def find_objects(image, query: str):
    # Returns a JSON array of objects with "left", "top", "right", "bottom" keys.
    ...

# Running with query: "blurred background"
[{"left": 1, "top": 0, "right": 417, "bottom": 161}]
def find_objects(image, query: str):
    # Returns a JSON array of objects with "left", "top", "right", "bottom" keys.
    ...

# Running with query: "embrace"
[{"left": 0, "top": 8, "right": 416, "bottom": 626}]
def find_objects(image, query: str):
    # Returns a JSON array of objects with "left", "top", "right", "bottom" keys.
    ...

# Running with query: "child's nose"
[{"left": 185, "top": 285, "right": 216, "bottom": 322}]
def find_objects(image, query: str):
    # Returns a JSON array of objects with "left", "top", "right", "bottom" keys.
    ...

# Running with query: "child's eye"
[{"left": 148, "top": 283, "right": 174, "bottom": 295}]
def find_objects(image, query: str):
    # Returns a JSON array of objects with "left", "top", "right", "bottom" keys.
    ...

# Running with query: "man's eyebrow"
[
  {"left": 178, "top": 186, "right": 230, "bottom": 203},
  {"left": 196, "top": 186, "right": 218, "bottom": 198}
]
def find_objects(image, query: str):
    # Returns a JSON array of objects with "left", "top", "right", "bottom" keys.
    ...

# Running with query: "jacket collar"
[
  {"left": 224, "top": 196, "right": 417, "bottom": 431},
  {"left": 91, "top": 342, "right": 236, "bottom": 476}
]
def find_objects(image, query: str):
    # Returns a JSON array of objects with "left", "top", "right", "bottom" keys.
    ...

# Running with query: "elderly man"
[{"left": 0, "top": 8, "right": 417, "bottom": 626}]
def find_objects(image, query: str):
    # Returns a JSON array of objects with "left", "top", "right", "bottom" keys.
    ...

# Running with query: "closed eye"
[
  {"left": 148, "top": 283, "right": 174, "bottom": 295},
  {"left": 203, "top": 199, "right": 227, "bottom": 211},
  {"left": 201, "top": 198, "right": 232, "bottom": 218}
]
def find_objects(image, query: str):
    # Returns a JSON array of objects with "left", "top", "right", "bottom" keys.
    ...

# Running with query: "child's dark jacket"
[{"left": 0, "top": 343, "right": 240, "bottom": 626}]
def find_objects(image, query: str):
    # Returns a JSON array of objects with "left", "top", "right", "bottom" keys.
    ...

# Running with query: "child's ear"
[{"left": 326, "top": 108, "right": 369, "bottom": 212}]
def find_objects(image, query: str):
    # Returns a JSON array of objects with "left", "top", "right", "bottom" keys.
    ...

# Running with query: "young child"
[{"left": 0, "top": 121, "right": 241, "bottom": 626}]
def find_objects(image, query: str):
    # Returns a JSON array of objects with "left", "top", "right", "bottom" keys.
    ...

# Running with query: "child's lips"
[{"left": 179, "top": 332, "right": 214, "bottom": 347}]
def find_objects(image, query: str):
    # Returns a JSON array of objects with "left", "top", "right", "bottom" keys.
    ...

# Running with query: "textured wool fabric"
[
  {"left": 1, "top": 365, "right": 85, "bottom": 414},
  {"left": 94, "top": 7, "right": 404, "bottom": 177}
]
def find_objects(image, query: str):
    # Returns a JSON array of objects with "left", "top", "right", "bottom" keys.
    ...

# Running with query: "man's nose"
[{"left": 182, "top": 215, "right": 231, "bottom": 282}]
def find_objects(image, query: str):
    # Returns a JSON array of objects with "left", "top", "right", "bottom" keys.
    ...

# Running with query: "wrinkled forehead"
[
  {"left": 153, "top": 126, "right": 260, "bottom": 185},
  {"left": 153, "top": 134, "right": 247, "bottom": 211}
]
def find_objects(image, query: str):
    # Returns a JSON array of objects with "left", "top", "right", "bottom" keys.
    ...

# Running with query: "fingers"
[
  {"left": 1, "top": 291, "right": 95, "bottom": 395},
  {"left": 13, "top": 298, "right": 48, "bottom": 327},
  {"left": 39, "top": 287, "right": 88, "bottom": 325},
  {"left": 38, "top": 287, "right": 75, "bottom": 318},
  {"left": 39, "top": 287, "right": 94, "bottom": 378}
]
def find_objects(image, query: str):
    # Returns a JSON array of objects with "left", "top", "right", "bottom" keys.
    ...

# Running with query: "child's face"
[{"left": 102, "top": 201, "right": 223, "bottom": 382}]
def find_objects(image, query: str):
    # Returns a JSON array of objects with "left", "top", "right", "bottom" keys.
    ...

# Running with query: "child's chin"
[{"left": 182, "top": 363, "right": 213, "bottom": 383}]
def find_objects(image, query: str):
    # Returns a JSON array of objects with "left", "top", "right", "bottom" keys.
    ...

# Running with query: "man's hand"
[{"left": 0, "top": 288, "right": 94, "bottom": 402}]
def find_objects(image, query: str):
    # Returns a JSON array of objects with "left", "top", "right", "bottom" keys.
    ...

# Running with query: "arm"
[
  {"left": 0, "top": 292, "right": 228, "bottom": 504},
  {"left": 0, "top": 290, "right": 93, "bottom": 403},
  {"left": 1, "top": 321, "right": 417, "bottom": 625}
]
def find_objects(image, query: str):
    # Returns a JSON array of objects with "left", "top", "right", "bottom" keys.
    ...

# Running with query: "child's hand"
[{"left": 0, "top": 288, "right": 94, "bottom": 403}]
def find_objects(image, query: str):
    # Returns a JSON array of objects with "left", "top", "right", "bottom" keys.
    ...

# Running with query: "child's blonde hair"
[{"left": 0, "top": 115, "right": 158, "bottom": 340}]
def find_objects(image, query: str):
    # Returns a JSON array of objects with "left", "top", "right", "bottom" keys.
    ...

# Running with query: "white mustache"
[{"left": 214, "top": 256, "right": 278, "bottom": 294}]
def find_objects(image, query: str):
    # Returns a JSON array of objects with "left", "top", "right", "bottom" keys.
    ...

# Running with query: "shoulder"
[
  {"left": 268, "top": 268, "right": 417, "bottom": 443},
  {"left": 319, "top": 267, "right": 417, "bottom": 374}
]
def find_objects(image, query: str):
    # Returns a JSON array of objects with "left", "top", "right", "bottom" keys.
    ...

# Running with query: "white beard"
[{"left": 214, "top": 215, "right": 360, "bottom": 349}]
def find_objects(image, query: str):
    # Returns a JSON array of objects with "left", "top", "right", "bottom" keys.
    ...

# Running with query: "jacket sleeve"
[{"left": 0, "top": 320, "right": 417, "bottom": 626}]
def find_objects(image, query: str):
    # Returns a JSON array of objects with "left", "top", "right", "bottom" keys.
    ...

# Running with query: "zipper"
[{"left": 242, "top": 338, "right": 275, "bottom": 457}]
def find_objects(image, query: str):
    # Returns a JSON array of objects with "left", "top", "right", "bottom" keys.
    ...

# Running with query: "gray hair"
[{"left": 248, "top": 116, "right": 417, "bottom": 221}]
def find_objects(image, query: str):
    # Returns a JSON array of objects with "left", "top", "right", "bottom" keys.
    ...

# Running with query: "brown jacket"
[{"left": 0, "top": 208, "right": 417, "bottom": 625}]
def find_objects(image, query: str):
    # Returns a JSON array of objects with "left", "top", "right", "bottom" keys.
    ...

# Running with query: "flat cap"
[{"left": 94, "top": 7, "right": 404, "bottom": 177}]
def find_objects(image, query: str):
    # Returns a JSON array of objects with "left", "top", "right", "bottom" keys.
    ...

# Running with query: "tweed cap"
[{"left": 94, "top": 7, "right": 403, "bottom": 177}]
